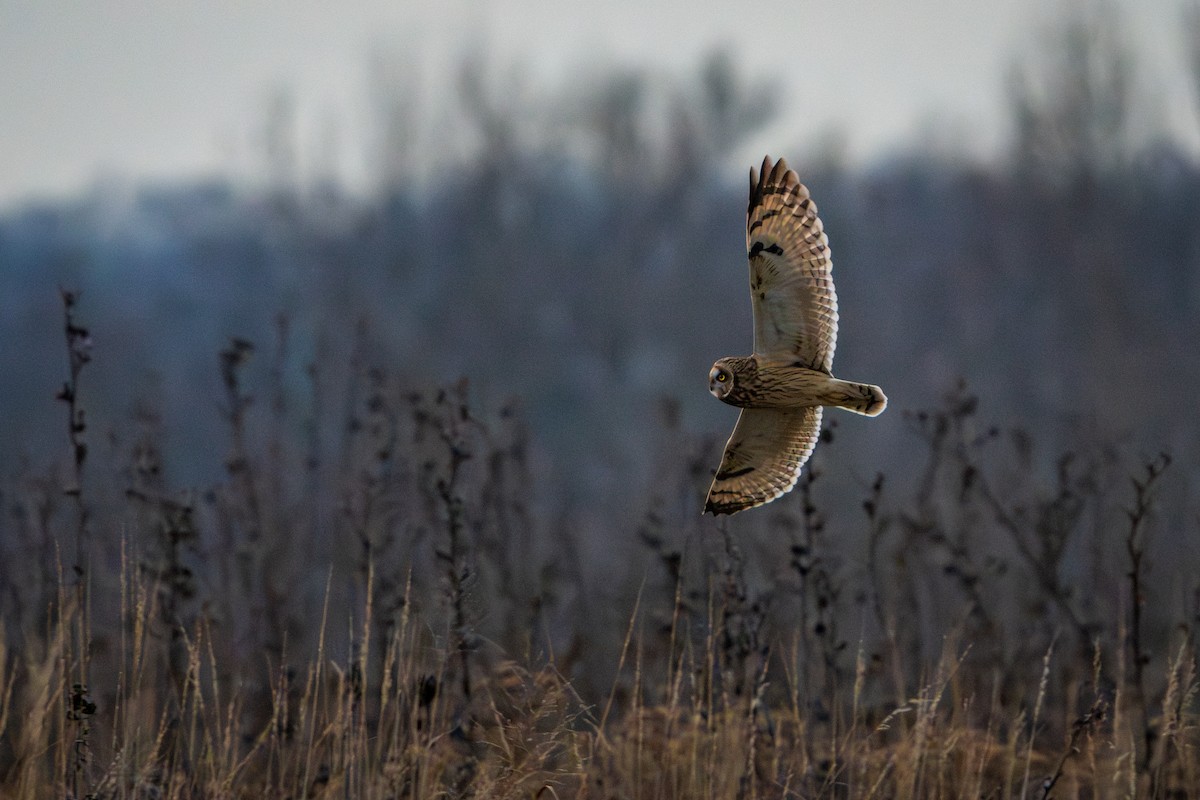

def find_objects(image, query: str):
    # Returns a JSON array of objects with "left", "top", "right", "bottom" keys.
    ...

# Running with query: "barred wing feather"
[
  {"left": 747, "top": 156, "right": 839, "bottom": 372},
  {"left": 704, "top": 406, "right": 822, "bottom": 515}
]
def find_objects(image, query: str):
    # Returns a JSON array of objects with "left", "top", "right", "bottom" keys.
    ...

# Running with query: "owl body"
[
  {"left": 709, "top": 356, "right": 885, "bottom": 415},
  {"left": 704, "top": 156, "right": 887, "bottom": 516}
]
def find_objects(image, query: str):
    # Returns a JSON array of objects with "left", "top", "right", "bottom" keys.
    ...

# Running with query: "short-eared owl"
[{"left": 705, "top": 156, "right": 886, "bottom": 515}]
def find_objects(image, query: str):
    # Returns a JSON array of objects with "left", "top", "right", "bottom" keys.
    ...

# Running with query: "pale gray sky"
[{"left": 1, "top": 0, "right": 1195, "bottom": 210}]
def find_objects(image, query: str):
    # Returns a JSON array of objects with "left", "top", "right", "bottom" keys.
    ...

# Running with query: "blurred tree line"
[{"left": 2, "top": 4, "right": 1199, "bottom": 527}]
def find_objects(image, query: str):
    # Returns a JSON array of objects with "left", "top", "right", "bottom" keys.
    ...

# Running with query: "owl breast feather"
[{"left": 724, "top": 359, "right": 831, "bottom": 409}]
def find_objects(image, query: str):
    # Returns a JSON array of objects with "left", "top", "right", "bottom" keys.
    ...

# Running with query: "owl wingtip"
[
  {"left": 751, "top": 156, "right": 771, "bottom": 191},
  {"left": 704, "top": 496, "right": 744, "bottom": 516}
]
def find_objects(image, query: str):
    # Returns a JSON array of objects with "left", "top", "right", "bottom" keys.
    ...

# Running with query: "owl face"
[
  {"left": 709, "top": 360, "right": 737, "bottom": 400},
  {"left": 710, "top": 356, "right": 759, "bottom": 406}
]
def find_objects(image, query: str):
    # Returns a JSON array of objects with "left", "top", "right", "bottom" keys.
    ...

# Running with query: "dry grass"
[
  {"left": 1, "top": 299, "right": 1198, "bottom": 799},
  {"left": 3, "top": 568, "right": 1196, "bottom": 799}
]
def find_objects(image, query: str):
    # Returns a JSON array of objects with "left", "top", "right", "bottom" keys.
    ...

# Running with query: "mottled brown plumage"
[{"left": 705, "top": 157, "right": 886, "bottom": 516}]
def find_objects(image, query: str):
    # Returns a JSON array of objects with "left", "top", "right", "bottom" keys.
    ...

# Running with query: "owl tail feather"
[{"left": 829, "top": 380, "right": 887, "bottom": 417}]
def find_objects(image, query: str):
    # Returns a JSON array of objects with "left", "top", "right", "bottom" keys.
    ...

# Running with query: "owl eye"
[{"left": 717, "top": 372, "right": 728, "bottom": 382}]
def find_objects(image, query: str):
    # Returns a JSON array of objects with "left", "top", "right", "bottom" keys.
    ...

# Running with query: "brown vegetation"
[{"left": 0, "top": 294, "right": 1196, "bottom": 800}]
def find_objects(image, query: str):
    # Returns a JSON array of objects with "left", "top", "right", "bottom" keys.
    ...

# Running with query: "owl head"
[{"left": 709, "top": 356, "right": 756, "bottom": 404}]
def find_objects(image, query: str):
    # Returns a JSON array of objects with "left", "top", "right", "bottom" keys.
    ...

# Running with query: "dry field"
[{"left": 0, "top": 294, "right": 1196, "bottom": 799}]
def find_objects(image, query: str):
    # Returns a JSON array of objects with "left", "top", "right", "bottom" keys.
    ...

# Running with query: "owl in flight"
[{"left": 705, "top": 156, "right": 886, "bottom": 515}]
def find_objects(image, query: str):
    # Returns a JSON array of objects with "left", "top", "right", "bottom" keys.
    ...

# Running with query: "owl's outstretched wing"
[
  {"left": 747, "top": 156, "right": 838, "bottom": 372},
  {"left": 705, "top": 406, "right": 822, "bottom": 515}
]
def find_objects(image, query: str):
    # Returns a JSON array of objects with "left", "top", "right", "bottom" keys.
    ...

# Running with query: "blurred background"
[
  {"left": 2, "top": 0, "right": 1200, "bottom": 581},
  {"left": 4, "top": 0, "right": 1200, "bottom": 509}
]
